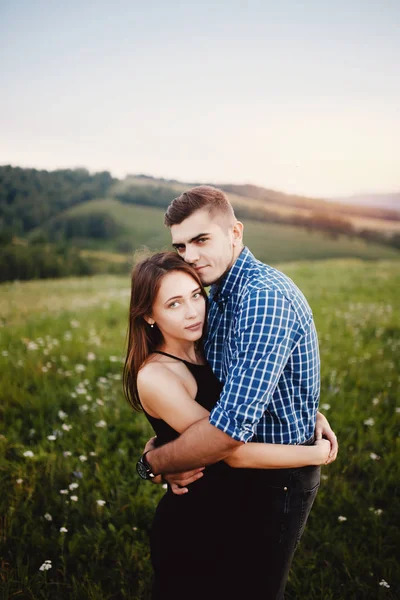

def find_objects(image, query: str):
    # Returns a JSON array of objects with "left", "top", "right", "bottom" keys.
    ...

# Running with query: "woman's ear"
[{"left": 143, "top": 316, "right": 155, "bottom": 326}]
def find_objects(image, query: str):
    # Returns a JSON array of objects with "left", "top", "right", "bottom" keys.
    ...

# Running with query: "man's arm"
[
  {"left": 147, "top": 290, "right": 302, "bottom": 475},
  {"left": 146, "top": 415, "right": 242, "bottom": 475}
]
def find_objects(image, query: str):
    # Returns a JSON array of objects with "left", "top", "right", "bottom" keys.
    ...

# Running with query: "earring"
[{"left": 150, "top": 323, "right": 154, "bottom": 328}]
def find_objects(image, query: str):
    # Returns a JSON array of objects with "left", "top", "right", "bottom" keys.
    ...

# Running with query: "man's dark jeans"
[{"left": 226, "top": 439, "right": 321, "bottom": 600}]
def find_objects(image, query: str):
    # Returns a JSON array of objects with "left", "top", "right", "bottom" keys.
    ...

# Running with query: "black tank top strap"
[{"left": 153, "top": 350, "right": 205, "bottom": 366}]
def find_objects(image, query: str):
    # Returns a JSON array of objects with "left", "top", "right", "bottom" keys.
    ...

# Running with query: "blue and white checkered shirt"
[{"left": 205, "top": 247, "right": 320, "bottom": 444}]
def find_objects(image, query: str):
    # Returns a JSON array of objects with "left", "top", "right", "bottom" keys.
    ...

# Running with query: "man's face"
[{"left": 171, "top": 209, "right": 238, "bottom": 286}]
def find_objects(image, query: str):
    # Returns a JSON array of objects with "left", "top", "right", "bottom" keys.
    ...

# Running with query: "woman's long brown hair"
[{"left": 123, "top": 251, "right": 208, "bottom": 411}]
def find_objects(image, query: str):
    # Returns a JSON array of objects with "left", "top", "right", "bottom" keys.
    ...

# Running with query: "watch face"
[{"left": 136, "top": 457, "right": 150, "bottom": 480}]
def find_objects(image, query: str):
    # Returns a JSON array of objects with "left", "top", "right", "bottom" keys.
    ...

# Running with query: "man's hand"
[
  {"left": 141, "top": 436, "right": 205, "bottom": 493},
  {"left": 315, "top": 411, "right": 338, "bottom": 464}
]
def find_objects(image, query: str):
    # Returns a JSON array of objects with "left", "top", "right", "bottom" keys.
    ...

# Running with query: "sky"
[{"left": 1, "top": 0, "right": 399, "bottom": 197}]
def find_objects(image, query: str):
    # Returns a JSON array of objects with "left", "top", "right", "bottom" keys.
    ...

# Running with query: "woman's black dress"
[{"left": 142, "top": 351, "right": 244, "bottom": 600}]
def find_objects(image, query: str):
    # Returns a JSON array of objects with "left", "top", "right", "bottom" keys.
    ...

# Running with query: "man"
[{"left": 138, "top": 186, "right": 338, "bottom": 598}]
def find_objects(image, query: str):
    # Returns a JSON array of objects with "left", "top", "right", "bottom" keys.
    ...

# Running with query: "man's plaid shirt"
[{"left": 205, "top": 247, "right": 320, "bottom": 444}]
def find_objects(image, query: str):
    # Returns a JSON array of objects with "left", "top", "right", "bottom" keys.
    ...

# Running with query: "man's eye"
[{"left": 197, "top": 238, "right": 207, "bottom": 244}]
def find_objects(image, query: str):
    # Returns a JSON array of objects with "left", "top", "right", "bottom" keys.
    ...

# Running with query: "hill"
[
  {"left": 41, "top": 198, "right": 400, "bottom": 263},
  {"left": 331, "top": 192, "right": 400, "bottom": 211},
  {"left": 1, "top": 165, "right": 400, "bottom": 282}
]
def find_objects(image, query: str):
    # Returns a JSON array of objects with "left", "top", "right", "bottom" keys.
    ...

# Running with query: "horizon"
[
  {"left": 1, "top": 0, "right": 399, "bottom": 197},
  {"left": 2, "top": 161, "right": 400, "bottom": 201}
]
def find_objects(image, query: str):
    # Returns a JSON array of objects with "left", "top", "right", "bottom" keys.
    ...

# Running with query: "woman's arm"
[{"left": 224, "top": 438, "right": 330, "bottom": 469}]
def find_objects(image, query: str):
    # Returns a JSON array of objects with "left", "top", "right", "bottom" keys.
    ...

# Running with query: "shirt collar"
[{"left": 209, "top": 246, "right": 256, "bottom": 304}]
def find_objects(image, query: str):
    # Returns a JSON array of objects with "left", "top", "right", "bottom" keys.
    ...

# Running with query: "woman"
[{"left": 123, "top": 252, "right": 330, "bottom": 599}]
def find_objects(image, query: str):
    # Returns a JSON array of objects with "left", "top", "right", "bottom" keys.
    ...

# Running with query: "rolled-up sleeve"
[{"left": 209, "top": 289, "right": 304, "bottom": 442}]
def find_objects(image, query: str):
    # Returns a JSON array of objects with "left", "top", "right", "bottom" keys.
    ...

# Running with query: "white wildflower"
[
  {"left": 70, "top": 495, "right": 78, "bottom": 502},
  {"left": 23, "top": 450, "right": 34, "bottom": 458},
  {"left": 16, "top": 478, "right": 23, "bottom": 484},
  {"left": 96, "top": 399, "right": 104, "bottom": 406},
  {"left": 2, "top": 350, "right": 9, "bottom": 356},
  {"left": 47, "top": 435, "right": 56, "bottom": 441},
  {"left": 44, "top": 513, "right": 52, "bottom": 521},
  {"left": 75, "top": 364, "right": 86, "bottom": 373},
  {"left": 87, "top": 352, "right": 96, "bottom": 361},
  {"left": 70, "top": 320, "right": 80, "bottom": 328},
  {"left": 363, "top": 418, "right": 375, "bottom": 427},
  {"left": 42, "top": 366, "right": 48, "bottom": 373},
  {"left": 372, "top": 398, "right": 379, "bottom": 406},
  {"left": 132, "top": 526, "right": 138, "bottom": 531},
  {"left": 162, "top": 483, "right": 168, "bottom": 490},
  {"left": 369, "top": 453, "right": 380, "bottom": 460},
  {"left": 109, "top": 355, "right": 118, "bottom": 362},
  {"left": 69, "top": 482, "right": 79, "bottom": 490},
  {"left": 79, "top": 455, "right": 87, "bottom": 462},
  {"left": 63, "top": 451, "right": 72, "bottom": 457},
  {"left": 379, "top": 579, "right": 390, "bottom": 588},
  {"left": 39, "top": 560, "right": 52, "bottom": 571},
  {"left": 79, "top": 404, "right": 89, "bottom": 412},
  {"left": 320, "top": 403, "right": 331, "bottom": 411},
  {"left": 96, "top": 500, "right": 106, "bottom": 506},
  {"left": 27, "top": 341, "right": 38, "bottom": 351},
  {"left": 60, "top": 527, "right": 68, "bottom": 533},
  {"left": 396, "top": 407, "right": 400, "bottom": 414},
  {"left": 59, "top": 489, "right": 69, "bottom": 495},
  {"left": 90, "top": 451, "right": 97, "bottom": 456},
  {"left": 338, "top": 516, "right": 347, "bottom": 522},
  {"left": 61, "top": 424, "right": 72, "bottom": 432},
  {"left": 95, "top": 420, "right": 107, "bottom": 428},
  {"left": 58, "top": 410, "right": 67, "bottom": 420}
]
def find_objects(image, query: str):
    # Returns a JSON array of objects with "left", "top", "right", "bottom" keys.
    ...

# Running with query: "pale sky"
[{"left": 1, "top": 0, "right": 399, "bottom": 197}]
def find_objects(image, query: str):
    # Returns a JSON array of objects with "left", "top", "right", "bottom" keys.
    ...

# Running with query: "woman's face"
[{"left": 149, "top": 271, "right": 206, "bottom": 345}]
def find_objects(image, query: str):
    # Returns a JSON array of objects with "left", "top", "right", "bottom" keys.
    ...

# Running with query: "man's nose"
[{"left": 184, "top": 245, "right": 199, "bottom": 264}]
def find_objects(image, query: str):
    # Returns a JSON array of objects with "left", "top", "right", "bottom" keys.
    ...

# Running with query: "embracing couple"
[{"left": 123, "top": 186, "right": 338, "bottom": 600}]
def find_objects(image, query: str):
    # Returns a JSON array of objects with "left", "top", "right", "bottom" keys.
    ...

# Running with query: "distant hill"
[
  {"left": 1, "top": 165, "right": 399, "bottom": 282},
  {"left": 331, "top": 192, "right": 400, "bottom": 211}
]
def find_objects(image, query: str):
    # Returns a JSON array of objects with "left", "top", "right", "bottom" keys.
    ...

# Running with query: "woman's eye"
[
  {"left": 193, "top": 293, "right": 201, "bottom": 299},
  {"left": 169, "top": 301, "right": 180, "bottom": 308}
]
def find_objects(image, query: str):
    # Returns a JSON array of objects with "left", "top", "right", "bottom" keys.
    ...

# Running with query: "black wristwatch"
[{"left": 136, "top": 451, "right": 158, "bottom": 480}]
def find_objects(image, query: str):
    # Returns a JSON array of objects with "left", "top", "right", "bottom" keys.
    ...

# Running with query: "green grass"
[
  {"left": 52, "top": 197, "right": 400, "bottom": 263},
  {"left": 1, "top": 259, "right": 399, "bottom": 599}
]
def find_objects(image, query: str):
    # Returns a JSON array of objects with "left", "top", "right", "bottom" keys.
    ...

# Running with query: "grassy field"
[
  {"left": 54, "top": 198, "right": 400, "bottom": 263},
  {"left": 1, "top": 258, "right": 399, "bottom": 599}
]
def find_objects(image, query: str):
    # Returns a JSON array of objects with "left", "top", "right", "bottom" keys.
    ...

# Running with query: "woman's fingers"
[
  {"left": 170, "top": 483, "right": 189, "bottom": 495},
  {"left": 164, "top": 468, "right": 205, "bottom": 489}
]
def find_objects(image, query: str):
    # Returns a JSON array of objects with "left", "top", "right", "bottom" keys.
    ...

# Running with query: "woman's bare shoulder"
[{"left": 137, "top": 354, "right": 182, "bottom": 387}]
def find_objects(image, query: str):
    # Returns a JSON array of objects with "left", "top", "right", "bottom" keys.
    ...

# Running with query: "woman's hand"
[
  {"left": 142, "top": 436, "right": 205, "bottom": 493},
  {"left": 315, "top": 411, "right": 338, "bottom": 464},
  {"left": 314, "top": 438, "right": 332, "bottom": 465},
  {"left": 164, "top": 468, "right": 206, "bottom": 495}
]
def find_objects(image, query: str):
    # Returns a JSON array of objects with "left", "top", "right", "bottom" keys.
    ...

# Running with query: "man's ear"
[{"left": 232, "top": 220, "right": 244, "bottom": 246}]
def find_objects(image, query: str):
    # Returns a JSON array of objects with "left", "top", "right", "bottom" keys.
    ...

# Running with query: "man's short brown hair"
[{"left": 164, "top": 185, "right": 236, "bottom": 227}]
